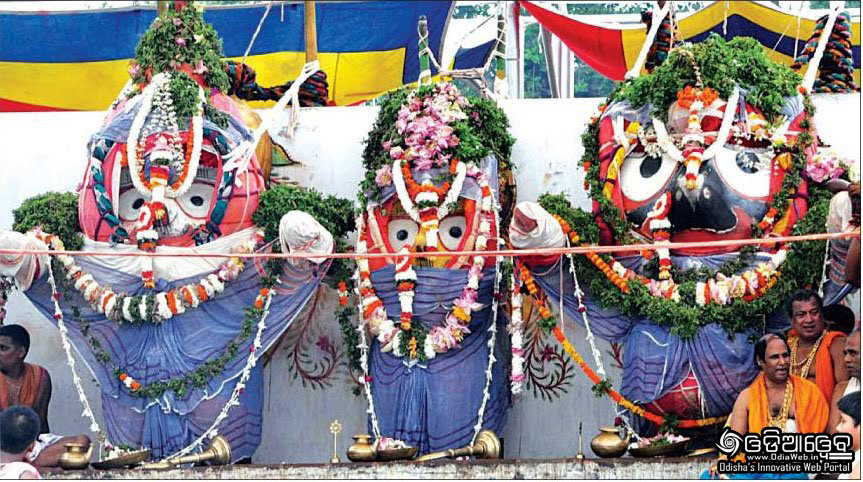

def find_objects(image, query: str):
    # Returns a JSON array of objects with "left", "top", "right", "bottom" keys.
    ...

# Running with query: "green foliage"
[
  {"left": 131, "top": 3, "right": 231, "bottom": 120},
  {"left": 133, "top": 4, "right": 229, "bottom": 91},
  {"left": 523, "top": 23, "right": 551, "bottom": 99},
  {"left": 466, "top": 96, "right": 515, "bottom": 164},
  {"left": 660, "top": 414, "right": 680, "bottom": 434},
  {"left": 617, "top": 35, "right": 801, "bottom": 122},
  {"left": 336, "top": 305, "right": 361, "bottom": 373},
  {"left": 13, "top": 192, "right": 82, "bottom": 251},
  {"left": 538, "top": 185, "right": 831, "bottom": 339},
  {"left": 592, "top": 378, "right": 613, "bottom": 398},
  {"left": 54, "top": 255, "right": 284, "bottom": 401},
  {"left": 253, "top": 184, "right": 355, "bottom": 287},
  {"left": 359, "top": 83, "right": 513, "bottom": 206},
  {"left": 254, "top": 185, "right": 355, "bottom": 244}
]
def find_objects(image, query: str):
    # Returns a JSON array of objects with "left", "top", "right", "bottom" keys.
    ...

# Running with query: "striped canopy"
[{"left": 0, "top": 1, "right": 456, "bottom": 111}]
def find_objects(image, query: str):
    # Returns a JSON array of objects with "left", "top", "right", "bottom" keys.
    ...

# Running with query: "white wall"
[{"left": 1, "top": 95, "right": 859, "bottom": 462}]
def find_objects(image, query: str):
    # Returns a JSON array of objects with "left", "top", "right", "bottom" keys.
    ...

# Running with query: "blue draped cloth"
[
  {"left": 25, "top": 255, "right": 327, "bottom": 460},
  {"left": 530, "top": 254, "right": 789, "bottom": 417},
  {"left": 368, "top": 265, "right": 510, "bottom": 455}
]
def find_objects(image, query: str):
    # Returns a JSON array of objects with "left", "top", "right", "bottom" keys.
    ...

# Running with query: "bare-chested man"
[
  {"left": 0, "top": 324, "right": 90, "bottom": 468},
  {"left": 829, "top": 329, "right": 860, "bottom": 434},
  {"left": 707, "top": 333, "right": 829, "bottom": 478},
  {"left": 786, "top": 289, "right": 846, "bottom": 404}
]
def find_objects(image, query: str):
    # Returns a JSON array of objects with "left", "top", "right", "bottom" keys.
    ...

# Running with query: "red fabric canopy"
[{"left": 519, "top": 0, "right": 629, "bottom": 81}]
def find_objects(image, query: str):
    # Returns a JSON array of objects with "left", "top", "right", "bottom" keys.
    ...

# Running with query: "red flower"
[{"left": 614, "top": 417, "right": 623, "bottom": 427}]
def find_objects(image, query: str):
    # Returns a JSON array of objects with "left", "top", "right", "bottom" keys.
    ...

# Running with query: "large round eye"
[
  {"left": 713, "top": 147, "right": 770, "bottom": 199},
  {"left": 619, "top": 154, "right": 677, "bottom": 203},
  {"left": 118, "top": 188, "right": 147, "bottom": 222},
  {"left": 387, "top": 219, "right": 418, "bottom": 252},
  {"left": 439, "top": 216, "right": 467, "bottom": 250},
  {"left": 176, "top": 181, "right": 215, "bottom": 219}
]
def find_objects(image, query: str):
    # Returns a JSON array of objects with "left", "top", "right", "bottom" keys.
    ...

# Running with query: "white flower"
[
  {"left": 207, "top": 274, "right": 225, "bottom": 293},
  {"left": 139, "top": 296, "right": 149, "bottom": 320},
  {"left": 475, "top": 235, "right": 488, "bottom": 250},
  {"left": 770, "top": 250, "right": 787, "bottom": 268},
  {"left": 423, "top": 337, "right": 436, "bottom": 361},
  {"left": 122, "top": 297, "right": 135, "bottom": 322},
  {"left": 155, "top": 293, "right": 173, "bottom": 320},
  {"left": 695, "top": 282, "right": 707, "bottom": 306},
  {"left": 390, "top": 331, "right": 403, "bottom": 356},
  {"left": 399, "top": 294, "right": 414, "bottom": 313},
  {"left": 200, "top": 279, "right": 215, "bottom": 298}
]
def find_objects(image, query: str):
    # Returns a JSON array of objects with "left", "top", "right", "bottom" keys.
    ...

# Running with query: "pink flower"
[
  {"left": 409, "top": 97, "right": 422, "bottom": 112},
  {"left": 413, "top": 156, "right": 434, "bottom": 171},
  {"left": 172, "top": 17, "right": 182, "bottom": 26},
  {"left": 389, "top": 146, "right": 404, "bottom": 160},
  {"left": 175, "top": 37, "right": 187, "bottom": 46},
  {"left": 375, "top": 165, "right": 393, "bottom": 187},
  {"left": 395, "top": 118, "right": 408, "bottom": 134},
  {"left": 192, "top": 60, "right": 208, "bottom": 75},
  {"left": 128, "top": 60, "right": 140, "bottom": 77},
  {"left": 382, "top": 140, "right": 392, "bottom": 150}
]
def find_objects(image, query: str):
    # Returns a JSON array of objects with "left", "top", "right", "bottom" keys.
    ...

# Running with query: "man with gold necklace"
[
  {"left": 705, "top": 334, "right": 829, "bottom": 479},
  {"left": 728, "top": 333, "right": 828, "bottom": 436},
  {"left": 786, "top": 290, "right": 847, "bottom": 404}
]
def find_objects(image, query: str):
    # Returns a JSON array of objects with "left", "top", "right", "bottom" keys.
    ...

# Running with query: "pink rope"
[{"left": 2, "top": 231, "right": 857, "bottom": 260}]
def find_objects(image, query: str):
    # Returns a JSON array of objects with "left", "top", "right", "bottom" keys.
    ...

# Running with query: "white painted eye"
[
  {"left": 712, "top": 147, "right": 770, "bottom": 199},
  {"left": 439, "top": 216, "right": 467, "bottom": 250},
  {"left": 619, "top": 154, "right": 678, "bottom": 203},
  {"left": 176, "top": 181, "right": 215, "bottom": 220},
  {"left": 387, "top": 218, "right": 419, "bottom": 252},
  {"left": 118, "top": 188, "right": 146, "bottom": 222}
]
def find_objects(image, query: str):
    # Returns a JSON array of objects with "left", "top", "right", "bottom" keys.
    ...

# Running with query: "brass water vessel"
[
  {"left": 58, "top": 443, "right": 92, "bottom": 470},
  {"left": 346, "top": 434, "right": 377, "bottom": 462},
  {"left": 590, "top": 427, "right": 630, "bottom": 458}
]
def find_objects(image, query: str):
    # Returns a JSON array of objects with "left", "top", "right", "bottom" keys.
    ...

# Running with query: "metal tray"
[
  {"left": 91, "top": 449, "right": 152, "bottom": 470},
  {"left": 629, "top": 440, "right": 689, "bottom": 458},
  {"left": 375, "top": 446, "right": 418, "bottom": 461}
]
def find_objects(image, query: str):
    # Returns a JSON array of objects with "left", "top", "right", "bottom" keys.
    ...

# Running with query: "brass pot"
[
  {"left": 59, "top": 443, "right": 92, "bottom": 470},
  {"left": 346, "top": 434, "right": 376, "bottom": 462},
  {"left": 590, "top": 427, "right": 629, "bottom": 458}
]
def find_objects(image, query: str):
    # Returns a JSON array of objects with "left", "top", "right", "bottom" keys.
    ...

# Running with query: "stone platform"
[{"left": 44, "top": 457, "right": 713, "bottom": 479}]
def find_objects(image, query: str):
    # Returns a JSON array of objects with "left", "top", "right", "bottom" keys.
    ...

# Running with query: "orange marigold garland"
[{"left": 552, "top": 326, "right": 726, "bottom": 429}]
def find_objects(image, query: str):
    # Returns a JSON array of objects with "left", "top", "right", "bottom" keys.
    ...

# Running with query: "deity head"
[
  {"left": 359, "top": 83, "right": 515, "bottom": 271},
  {"left": 595, "top": 46, "right": 812, "bottom": 257},
  {"left": 76, "top": 3, "right": 265, "bottom": 250},
  {"left": 356, "top": 82, "right": 514, "bottom": 360}
]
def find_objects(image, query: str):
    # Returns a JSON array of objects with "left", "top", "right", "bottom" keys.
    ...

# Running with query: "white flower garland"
[
  {"left": 470, "top": 201, "right": 503, "bottom": 445},
  {"left": 361, "top": 164, "right": 496, "bottom": 360},
  {"left": 651, "top": 85, "right": 740, "bottom": 164},
  {"left": 126, "top": 72, "right": 206, "bottom": 199},
  {"left": 34, "top": 229, "right": 263, "bottom": 324},
  {"left": 351, "top": 252, "right": 383, "bottom": 440},
  {"left": 162, "top": 289, "right": 273, "bottom": 461},
  {"left": 508, "top": 272, "right": 525, "bottom": 395},
  {"left": 391, "top": 158, "right": 467, "bottom": 225},
  {"left": 45, "top": 256, "right": 103, "bottom": 437},
  {"left": 566, "top": 251, "right": 640, "bottom": 441}
]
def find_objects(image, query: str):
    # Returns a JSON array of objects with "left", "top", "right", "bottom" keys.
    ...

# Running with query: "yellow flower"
[{"left": 453, "top": 306, "right": 470, "bottom": 322}]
